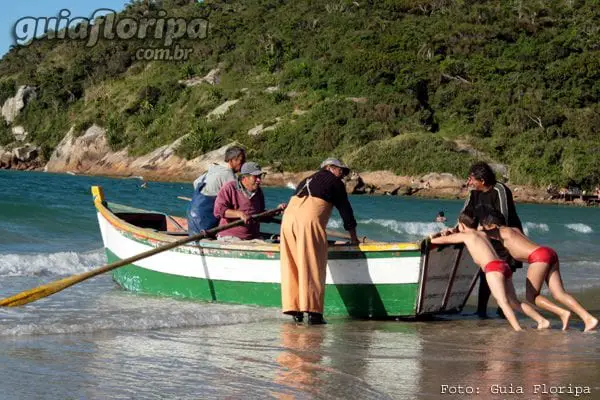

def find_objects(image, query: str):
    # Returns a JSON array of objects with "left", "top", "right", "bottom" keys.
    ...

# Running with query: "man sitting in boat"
[
  {"left": 280, "top": 158, "right": 360, "bottom": 325},
  {"left": 187, "top": 146, "right": 246, "bottom": 235},
  {"left": 213, "top": 162, "right": 285, "bottom": 240}
]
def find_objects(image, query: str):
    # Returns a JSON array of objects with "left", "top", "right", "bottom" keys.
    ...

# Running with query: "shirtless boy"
[
  {"left": 430, "top": 212, "right": 549, "bottom": 331},
  {"left": 481, "top": 211, "right": 598, "bottom": 332}
]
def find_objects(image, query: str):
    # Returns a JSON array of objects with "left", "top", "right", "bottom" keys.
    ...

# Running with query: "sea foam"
[
  {"left": 523, "top": 222, "right": 550, "bottom": 236},
  {"left": 565, "top": 223, "right": 593, "bottom": 234},
  {"left": 0, "top": 249, "right": 105, "bottom": 277}
]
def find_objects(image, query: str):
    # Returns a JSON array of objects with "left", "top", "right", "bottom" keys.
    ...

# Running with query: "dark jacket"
[{"left": 462, "top": 182, "right": 523, "bottom": 270}]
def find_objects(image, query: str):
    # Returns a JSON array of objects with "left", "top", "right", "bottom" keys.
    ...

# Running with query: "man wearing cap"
[
  {"left": 187, "top": 146, "right": 246, "bottom": 235},
  {"left": 214, "top": 161, "right": 285, "bottom": 240},
  {"left": 280, "top": 158, "right": 360, "bottom": 325}
]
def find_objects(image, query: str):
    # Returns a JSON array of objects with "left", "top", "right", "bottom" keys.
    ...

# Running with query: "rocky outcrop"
[
  {"left": 0, "top": 143, "right": 43, "bottom": 170},
  {"left": 45, "top": 124, "right": 236, "bottom": 181},
  {"left": 264, "top": 86, "right": 280, "bottom": 93},
  {"left": 207, "top": 100, "right": 239, "bottom": 120},
  {"left": 2, "top": 86, "right": 37, "bottom": 123},
  {"left": 11, "top": 126, "right": 28, "bottom": 141},
  {"left": 247, "top": 118, "right": 283, "bottom": 136},
  {"left": 345, "top": 172, "right": 376, "bottom": 194},
  {"left": 179, "top": 67, "right": 222, "bottom": 87},
  {"left": 45, "top": 125, "right": 113, "bottom": 173},
  {"left": 0, "top": 147, "right": 11, "bottom": 168}
]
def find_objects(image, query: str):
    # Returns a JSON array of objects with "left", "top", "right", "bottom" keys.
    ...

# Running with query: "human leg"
[
  {"left": 484, "top": 271, "right": 522, "bottom": 331},
  {"left": 476, "top": 271, "right": 491, "bottom": 317},
  {"left": 505, "top": 278, "right": 549, "bottom": 329},
  {"left": 524, "top": 261, "right": 570, "bottom": 330},
  {"left": 545, "top": 261, "right": 598, "bottom": 332},
  {"left": 280, "top": 207, "right": 301, "bottom": 320}
]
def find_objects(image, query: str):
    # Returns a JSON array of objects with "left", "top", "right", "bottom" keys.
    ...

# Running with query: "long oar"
[
  {"left": 0, "top": 208, "right": 283, "bottom": 307},
  {"left": 176, "top": 196, "right": 370, "bottom": 242}
]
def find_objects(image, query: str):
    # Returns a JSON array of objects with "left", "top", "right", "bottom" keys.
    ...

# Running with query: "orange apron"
[{"left": 280, "top": 183, "right": 333, "bottom": 314}]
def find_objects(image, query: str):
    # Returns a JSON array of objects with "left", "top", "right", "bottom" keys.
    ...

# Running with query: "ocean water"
[{"left": 1, "top": 169, "right": 600, "bottom": 399}]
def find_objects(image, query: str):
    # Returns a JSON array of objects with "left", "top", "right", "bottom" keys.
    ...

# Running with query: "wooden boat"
[{"left": 92, "top": 186, "right": 480, "bottom": 318}]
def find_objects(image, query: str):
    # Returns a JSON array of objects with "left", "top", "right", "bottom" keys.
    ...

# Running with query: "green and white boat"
[{"left": 92, "top": 186, "right": 479, "bottom": 318}]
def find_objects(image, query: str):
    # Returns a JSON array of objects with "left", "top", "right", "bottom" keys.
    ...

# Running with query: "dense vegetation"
[{"left": 1, "top": 0, "right": 600, "bottom": 188}]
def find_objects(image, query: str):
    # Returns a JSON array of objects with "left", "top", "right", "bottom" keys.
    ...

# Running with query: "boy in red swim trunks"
[
  {"left": 430, "top": 212, "right": 549, "bottom": 331},
  {"left": 481, "top": 211, "right": 598, "bottom": 332}
]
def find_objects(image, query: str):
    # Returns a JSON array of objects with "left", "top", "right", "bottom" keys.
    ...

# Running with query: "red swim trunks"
[
  {"left": 528, "top": 246, "right": 558, "bottom": 266},
  {"left": 484, "top": 260, "right": 513, "bottom": 279}
]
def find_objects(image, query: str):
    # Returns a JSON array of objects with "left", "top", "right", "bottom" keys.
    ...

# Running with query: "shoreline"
[{"left": 4, "top": 166, "right": 597, "bottom": 208}]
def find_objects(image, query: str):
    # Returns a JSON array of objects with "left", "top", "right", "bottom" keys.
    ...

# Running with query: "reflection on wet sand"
[
  {"left": 417, "top": 318, "right": 600, "bottom": 399},
  {"left": 273, "top": 321, "right": 424, "bottom": 399},
  {"left": 274, "top": 324, "right": 327, "bottom": 397}
]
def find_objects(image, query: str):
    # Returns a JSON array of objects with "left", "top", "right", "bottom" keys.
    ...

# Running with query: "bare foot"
[
  {"left": 537, "top": 318, "right": 551, "bottom": 330},
  {"left": 584, "top": 317, "right": 599, "bottom": 332},
  {"left": 560, "top": 311, "right": 571, "bottom": 331}
]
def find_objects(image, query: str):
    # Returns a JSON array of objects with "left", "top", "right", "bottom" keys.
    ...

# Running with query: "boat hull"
[
  {"left": 92, "top": 186, "right": 478, "bottom": 318},
  {"left": 110, "top": 251, "right": 419, "bottom": 317}
]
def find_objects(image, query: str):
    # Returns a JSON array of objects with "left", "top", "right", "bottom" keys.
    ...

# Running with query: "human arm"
[
  {"left": 214, "top": 184, "right": 250, "bottom": 224},
  {"left": 223, "top": 209, "right": 251, "bottom": 223},
  {"left": 347, "top": 228, "right": 360, "bottom": 244},
  {"left": 332, "top": 179, "right": 358, "bottom": 232},
  {"left": 430, "top": 232, "right": 467, "bottom": 245},
  {"left": 429, "top": 226, "right": 459, "bottom": 239}
]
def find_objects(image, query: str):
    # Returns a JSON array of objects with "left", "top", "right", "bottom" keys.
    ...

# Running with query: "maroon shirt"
[{"left": 214, "top": 180, "right": 265, "bottom": 239}]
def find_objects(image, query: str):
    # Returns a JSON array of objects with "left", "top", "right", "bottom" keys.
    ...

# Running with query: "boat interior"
[{"left": 112, "top": 208, "right": 287, "bottom": 242}]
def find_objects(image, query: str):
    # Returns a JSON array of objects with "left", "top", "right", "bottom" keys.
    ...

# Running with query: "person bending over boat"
[
  {"left": 430, "top": 211, "right": 549, "bottom": 331},
  {"left": 461, "top": 161, "right": 524, "bottom": 318},
  {"left": 187, "top": 146, "right": 246, "bottom": 235},
  {"left": 480, "top": 211, "right": 599, "bottom": 332},
  {"left": 280, "top": 158, "right": 360, "bottom": 325},
  {"left": 214, "top": 162, "right": 285, "bottom": 240}
]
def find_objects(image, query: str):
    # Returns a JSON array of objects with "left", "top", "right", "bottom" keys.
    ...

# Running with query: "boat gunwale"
[{"left": 91, "top": 186, "right": 421, "bottom": 254}]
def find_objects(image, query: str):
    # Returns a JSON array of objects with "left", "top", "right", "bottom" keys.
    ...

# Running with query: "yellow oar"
[
  {"left": 177, "top": 196, "right": 370, "bottom": 242},
  {"left": 0, "top": 208, "right": 283, "bottom": 307}
]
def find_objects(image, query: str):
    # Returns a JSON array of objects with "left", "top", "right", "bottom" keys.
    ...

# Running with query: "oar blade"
[{"left": 0, "top": 274, "right": 84, "bottom": 307}]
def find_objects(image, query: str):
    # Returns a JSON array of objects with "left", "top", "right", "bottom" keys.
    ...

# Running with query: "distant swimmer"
[
  {"left": 430, "top": 211, "right": 549, "bottom": 331},
  {"left": 140, "top": 181, "right": 148, "bottom": 189},
  {"left": 481, "top": 211, "right": 599, "bottom": 332},
  {"left": 435, "top": 211, "right": 446, "bottom": 223}
]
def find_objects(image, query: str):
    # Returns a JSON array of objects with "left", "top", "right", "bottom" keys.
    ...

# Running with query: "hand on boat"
[{"left": 277, "top": 203, "right": 287, "bottom": 210}]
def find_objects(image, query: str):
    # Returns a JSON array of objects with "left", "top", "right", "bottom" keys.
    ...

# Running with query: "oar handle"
[{"left": 0, "top": 208, "right": 283, "bottom": 307}]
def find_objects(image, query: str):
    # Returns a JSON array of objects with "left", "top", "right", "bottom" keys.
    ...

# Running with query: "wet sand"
[{"left": 2, "top": 288, "right": 599, "bottom": 399}]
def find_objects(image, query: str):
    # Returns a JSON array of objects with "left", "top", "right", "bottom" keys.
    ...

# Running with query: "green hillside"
[{"left": 1, "top": 0, "right": 600, "bottom": 188}]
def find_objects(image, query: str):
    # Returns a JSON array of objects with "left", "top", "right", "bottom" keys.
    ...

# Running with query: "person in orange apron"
[{"left": 280, "top": 158, "right": 360, "bottom": 325}]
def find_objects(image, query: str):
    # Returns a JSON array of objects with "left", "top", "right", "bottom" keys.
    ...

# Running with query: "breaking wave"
[
  {"left": 523, "top": 222, "right": 550, "bottom": 236},
  {"left": 565, "top": 223, "right": 593, "bottom": 234},
  {"left": 360, "top": 219, "right": 446, "bottom": 237},
  {"left": 0, "top": 249, "right": 105, "bottom": 277},
  {"left": 0, "top": 301, "right": 284, "bottom": 336}
]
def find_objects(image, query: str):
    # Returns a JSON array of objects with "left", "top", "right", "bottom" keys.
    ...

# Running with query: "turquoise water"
[
  {"left": 1, "top": 169, "right": 600, "bottom": 399},
  {"left": 1, "top": 169, "right": 599, "bottom": 290}
]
